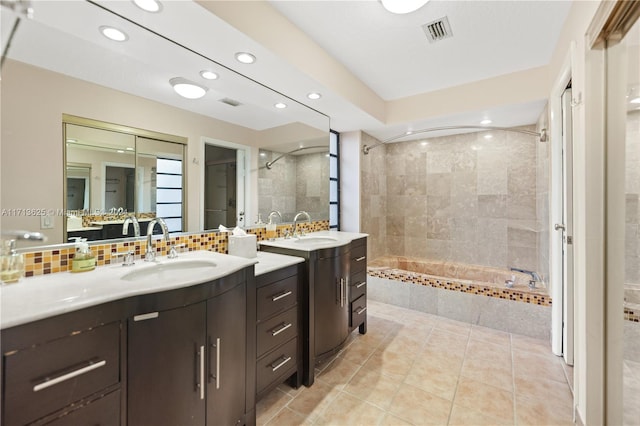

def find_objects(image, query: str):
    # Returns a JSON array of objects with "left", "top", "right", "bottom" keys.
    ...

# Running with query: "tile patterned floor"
[{"left": 256, "top": 300, "right": 574, "bottom": 426}]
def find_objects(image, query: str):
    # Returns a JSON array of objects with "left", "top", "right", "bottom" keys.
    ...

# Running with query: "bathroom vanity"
[
  {"left": 259, "top": 231, "right": 368, "bottom": 386},
  {"left": 0, "top": 251, "right": 257, "bottom": 426}
]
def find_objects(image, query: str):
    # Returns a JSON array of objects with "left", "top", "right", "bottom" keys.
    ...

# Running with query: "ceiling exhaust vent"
[
  {"left": 219, "top": 97, "right": 242, "bottom": 107},
  {"left": 422, "top": 16, "right": 453, "bottom": 43}
]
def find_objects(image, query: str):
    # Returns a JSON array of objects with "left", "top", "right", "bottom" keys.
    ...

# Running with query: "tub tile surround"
[
  {"left": 19, "top": 220, "right": 329, "bottom": 277},
  {"left": 256, "top": 300, "right": 573, "bottom": 426}
]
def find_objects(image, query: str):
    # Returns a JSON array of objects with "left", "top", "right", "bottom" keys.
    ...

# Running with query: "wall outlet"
[{"left": 40, "top": 215, "right": 54, "bottom": 229}]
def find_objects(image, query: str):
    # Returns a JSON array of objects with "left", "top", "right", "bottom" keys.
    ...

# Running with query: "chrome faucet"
[
  {"left": 292, "top": 211, "right": 311, "bottom": 237},
  {"left": 267, "top": 210, "right": 282, "bottom": 224},
  {"left": 510, "top": 267, "right": 541, "bottom": 289},
  {"left": 122, "top": 215, "right": 140, "bottom": 237},
  {"left": 145, "top": 218, "right": 169, "bottom": 262}
]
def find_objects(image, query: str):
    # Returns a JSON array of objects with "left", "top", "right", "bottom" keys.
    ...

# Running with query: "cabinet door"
[
  {"left": 127, "top": 303, "right": 206, "bottom": 426},
  {"left": 314, "top": 254, "right": 349, "bottom": 357},
  {"left": 207, "top": 283, "right": 246, "bottom": 426}
]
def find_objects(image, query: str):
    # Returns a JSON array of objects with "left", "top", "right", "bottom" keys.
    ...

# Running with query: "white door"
[{"left": 561, "top": 87, "right": 575, "bottom": 366}]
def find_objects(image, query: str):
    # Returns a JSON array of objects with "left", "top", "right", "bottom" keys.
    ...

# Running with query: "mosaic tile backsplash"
[{"left": 22, "top": 220, "right": 329, "bottom": 277}]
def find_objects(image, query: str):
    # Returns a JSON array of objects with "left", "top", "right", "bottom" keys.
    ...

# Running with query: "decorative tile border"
[
  {"left": 21, "top": 220, "right": 329, "bottom": 278},
  {"left": 625, "top": 306, "right": 639, "bottom": 323},
  {"left": 367, "top": 267, "right": 552, "bottom": 306}
]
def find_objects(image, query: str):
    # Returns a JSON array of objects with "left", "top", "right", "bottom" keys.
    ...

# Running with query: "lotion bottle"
[{"left": 70, "top": 237, "right": 96, "bottom": 272}]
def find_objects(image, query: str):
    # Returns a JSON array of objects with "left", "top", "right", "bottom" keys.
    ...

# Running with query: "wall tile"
[
  {"left": 478, "top": 195, "right": 508, "bottom": 218},
  {"left": 477, "top": 169, "right": 508, "bottom": 195}
]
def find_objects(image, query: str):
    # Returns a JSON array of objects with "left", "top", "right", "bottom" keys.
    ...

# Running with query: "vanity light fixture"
[
  {"left": 480, "top": 119, "right": 492, "bottom": 125},
  {"left": 100, "top": 26, "right": 128, "bottom": 42},
  {"left": 381, "top": 0, "right": 430, "bottom": 14},
  {"left": 235, "top": 52, "right": 256, "bottom": 64},
  {"left": 274, "top": 102, "right": 287, "bottom": 109},
  {"left": 133, "top": 0, "right": 162, "bottom": 13},
  {"left": 307, "top": 92, "right": 321, "bottom": 100},
  {"left": 200, "top": 70, "right": 219, "bottom": 80},
  {"left": 170, "top": 77, "right": 208, "bottom": 99}
]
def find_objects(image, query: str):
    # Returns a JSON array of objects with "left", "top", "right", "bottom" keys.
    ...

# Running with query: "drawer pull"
[
  {"left": 271, "top": 356, "right": 292, "bottom": 372},
  {"left": 272, "top": 290, "right": 292, "bottom": 302},
  {"left": 355, "top": 256, "right": 366, "bottom": 262},
  {"left": 356, "top": 281, "right": 366, "bottom": 289},
  {"left": 356, "top": 306, "right": 367, "bottom": 315},
  {"left": 271, "top": 322, "right": 293, "bottom": 336},
  {"left": 134, "top": 312, "right": 159, "bottom": 321},
  {"left": 33, "top": 360, "right": 106, "bottom": 392}
]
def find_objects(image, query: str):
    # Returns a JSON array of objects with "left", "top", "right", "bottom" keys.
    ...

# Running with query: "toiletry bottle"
[
  {"left": 0, "top": 240, "right": 24, "bottom": 284},
  {"left": 70, "top": 237, "right": 96, "bottom": 272},
  {"left": 266, "top": 219, "right": 277, "bottom": 241}
]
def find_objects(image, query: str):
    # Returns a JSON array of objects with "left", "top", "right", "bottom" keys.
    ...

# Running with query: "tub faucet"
[
  {"left": 145, "top": 218, "right": 169, "bottom": 262},
  {"left": 292, "top": 211, "right": 311, "bottom": 237},
  {"left": 510, "top": 267, "right": 541, "bottom": 289},
  {"left": 122, "top": 215, "right": 140, "bottom": 237}
]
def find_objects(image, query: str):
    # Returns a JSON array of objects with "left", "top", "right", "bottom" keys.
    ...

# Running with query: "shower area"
[{"left": 361, "top": 125, "right": 552, "bottom": 339}]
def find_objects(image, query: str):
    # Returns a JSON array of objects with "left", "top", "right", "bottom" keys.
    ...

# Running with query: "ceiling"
[{"left": 1, "top": 0, "right": 574, "bottom": 142}]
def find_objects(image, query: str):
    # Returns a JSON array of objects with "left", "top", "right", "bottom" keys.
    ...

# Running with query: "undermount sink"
[
  {"left": 293, "top": 236, "right": 339, "bottom": 244},
  {"left": 121, "top": 259, "right": 218, "bottom": 282}
]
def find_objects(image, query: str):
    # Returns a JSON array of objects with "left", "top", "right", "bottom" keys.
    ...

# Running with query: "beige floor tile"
[
  {"left": 316, "top": 356, "right": 361, "bottom": 389},
  {"left": 460, "top": 356, "right": 514, "bottom": 392},
  {"left": 388, "top": 383, "right": 452, "bottom": 425},
  {"left": 449, "top": 404, "right": 512, "bottom": 425},
  {"left": 363, "top": 348, "right": 414, "bottom": 381},
  {"left": 379, "top": 413, "right": 413, "bottom": 425},
  {"left": 436, "top": 318, "right": 472, "bottom": 336},
  {"left": 511, "top": 334, "right": 552, "bottom": 356},
  {"left": 453, "top": 377, "right": 515, "bottom": 424},
  {"left": 515, "top": 395, "right": 573, "bottom": 426},
  {"left": 277, "top": 382, "right": 305, "bottom": 398},
  {"left": 514, "top": 375, "right": 573, "bottom": 408},
  {"left": 425, "top": 329, "right": 469, "bottom": 354},
  {"left": 392, "top": 322, "right": 434, "bottom": 342},
  {"left": 264, "top": 407, "right": 313, "bottom": 426},
  {"left": 414, "top": 349, "right": 464, "bottom": 375},
  {"left": 513, "top": 350, "right": 566, "bottom": 384},
  {"left": 404, "top": 360, "right": 460, "bottom": 401},
  {"left": 343, "top": 364, "right": 403, "bottom": 409},
  {"left": 338, "top": 339, "right": 377, "bottom": 365},
  {"left": 470, "top": 325, "right": 511, "bottom": 347},
  {"left": 382, "top": 334, "right": 426, "bottom": 358},
  {"left": 287, "top": 380, "right": 341, "bottom": 422},
  {"left": 315, "top": 392, "right": 386, "bottom": 426},
  {"left": 465, "top": 338, "right": 512, "bottom": 366},
  {"left": 257, "top": 388, "right": 294, "bottom": 426}
]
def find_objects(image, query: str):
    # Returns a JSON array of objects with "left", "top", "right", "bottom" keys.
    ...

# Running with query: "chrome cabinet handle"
[
  {"left": 133, "top": 312, "right": 159, "bottom": 321},
  {"left": 272, "top": 290, "right": 292, "bottom": 302},
  {"left": 355, "top": 256, "right": 366, "bottom": 262},
  {"left": 356, "top": 306, "right": 367, "bottom": 315},
  {"left": 215, "top": 338, "right": 221, "bottom": 389},
  {"left": 356, "top": 281, "right": 366, "bottom": 289},
  {"left": 339, "top": 278, "right": 344, "bottom": 307},
  {"left": 271, "top": 322, "right": 293, "bottom": 336},
  {"left": 33, "top": 360, "right": 106, "bottom": 392},
  {"left": 199, "top": 345, "right": 205, "bottom": 400},
  {"left": 271, "top": 356, "right": 292, "bottom": 372},
  {"left": 344, "top": 276, "right": 349, "bottom": 305}
]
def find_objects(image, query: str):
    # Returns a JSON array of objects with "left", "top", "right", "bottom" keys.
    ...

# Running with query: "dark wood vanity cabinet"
[
  {"left": 348, "top": 237, "right": 368, "bottom": 334},
  {"left": 254, "top": 264, "right": 303, "bottom": 401}
]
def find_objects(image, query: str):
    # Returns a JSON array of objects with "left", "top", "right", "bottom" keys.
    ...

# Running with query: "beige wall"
[{"left": 1, "top": 60, "right": 260, "bottom": 244}]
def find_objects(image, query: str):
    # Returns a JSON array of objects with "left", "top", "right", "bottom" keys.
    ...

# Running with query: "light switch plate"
[{"left": 40, "top": 215, "right": 54, "bottom": 229}]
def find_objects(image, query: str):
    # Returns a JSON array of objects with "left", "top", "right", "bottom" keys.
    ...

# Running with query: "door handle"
[{"left": 554, "top": 223, "right": 566, "bottom": 231}]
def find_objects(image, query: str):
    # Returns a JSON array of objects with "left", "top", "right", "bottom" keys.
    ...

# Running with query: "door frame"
[{"left": 200, "top": 137, "right": 252, "bottom": 230}]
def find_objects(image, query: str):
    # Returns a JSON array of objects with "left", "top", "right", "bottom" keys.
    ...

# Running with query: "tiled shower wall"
[
  {"left": 537, "top": 109, "right": 550, "bottom": 285},
  {"left": 360, "top": 128, "right": 540, "bottom": 272},
  {"left": 626, "top": 110, "right": 640, "bottom": 284},
  {"left": 258, "top": 151, "right": 329, "bottom": 223}
]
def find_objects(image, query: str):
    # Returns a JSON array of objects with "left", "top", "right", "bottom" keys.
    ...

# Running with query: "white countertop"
[
  {"left": 258, "top": 230, "right": 368, "bottom": 252},
  {"left": 254, "top": 251, "right": 305, "bottom": 276},
  {"left": 67, "top": 225, "right": 103, "bottom": 232},
  {"left": 90, "top": 218, "right": 153, "bottom": 225},
  {"left": 0, "top": 251, "right": 256, "bottom": 330}
]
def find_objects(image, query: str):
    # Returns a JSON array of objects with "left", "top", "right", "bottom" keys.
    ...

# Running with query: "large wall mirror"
[{"left": 1, "top": 0, "right": 330, "bottom": 246}]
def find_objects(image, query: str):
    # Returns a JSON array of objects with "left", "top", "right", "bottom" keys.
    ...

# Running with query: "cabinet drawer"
[
  {"left": 350, "top": 295, "right": 367, "bottom": 328},
  {"left": 257, "top": 308, "right": 298, "bottom": 357},
  {"left": 257, "top": 338, "right": 298, "bottom": 392},
  {"left": 257, "top": 275, "right": 297, "bottom": 321},
  {"left": 350, "top": 270, "right": 367, "bottom": 302},
  {"left": 350, "top": 244, "right": 367, "bottom": 273},
  {"left": 46, "top": 389, "right": 121, "bottom": 426},
  {"left": 3, "top": 322, "right": 120, "bottom": 426}
]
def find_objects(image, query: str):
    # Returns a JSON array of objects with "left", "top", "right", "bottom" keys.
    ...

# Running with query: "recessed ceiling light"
[
  {"left": 235, "top": 52, "right": 256, "bottom": 64},
  {"left": 66, "top": 138, "right": 77, "bottom": 143},
  {"left": 133, "top": 0, "right": 161, "bottom": 12},
  {"left": 631, "top": 97, "right": 640, "bottom": 104},
  {"left": 405, "top": 130, "right": 413, "bottom": 135},
  {"left": 421, "top": 141, "right": 428, "bottom": 146},
  {"left": 200, "top": 70, "right": 219, "bottom": 80},
  {"left": 169, "top": 77, "right": 208, "bottom": 99},
  {"left": 126, "top": 147, "right": 134, "bottom": 151},
  {"left": 484, "top": 134, "right": 493, "bottom": 139},
  {"left": 381, "top": 0, "right": 430, "bottom": 14},
  {"left": 274, "top": 102, "right": 287, "bottom": 109},
  {"left": 117, "top": 150, "right": 125, "bottom": 154},
  {"left": 480, "top": 119, "right": 492, "bottom": 125},
  {"left": 471, "top": 145, "right": 481, "bottom": 151},
  {"left": 260, "top": 152, "right": 266, "bottom": 157},
  {"left": 100, "top": 26, "right": 128, "bottom": 42},
  {"left": 307, "top": 92, "right": 321, "bottom": 100}
]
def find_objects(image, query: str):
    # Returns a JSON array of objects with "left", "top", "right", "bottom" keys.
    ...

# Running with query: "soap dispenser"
[
  {"left": 70, "top": 237, "right": 96, "bottom": 272},
  {"left": 0, "top": 239, "right": 24, "bottom": 284}
]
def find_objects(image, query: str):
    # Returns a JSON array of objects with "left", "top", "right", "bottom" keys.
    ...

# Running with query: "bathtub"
[{"left": 366, "top": 256, "right": 552, "bottom": 339}]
